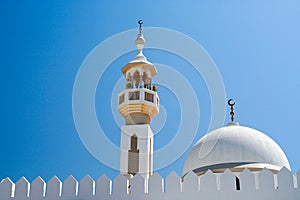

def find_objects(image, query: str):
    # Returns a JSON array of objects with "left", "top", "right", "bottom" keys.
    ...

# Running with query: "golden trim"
[{"left": 118, "top": 102, "right": 159, "bottom": 118}]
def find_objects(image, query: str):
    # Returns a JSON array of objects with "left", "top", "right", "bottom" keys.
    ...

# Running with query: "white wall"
[{"left": 0, "top": 167, "right": 299, "bottom": 200}]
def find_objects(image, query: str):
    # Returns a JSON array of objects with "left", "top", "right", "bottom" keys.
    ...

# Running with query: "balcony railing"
[{"left": 118, "top": 88, "right": 159, "bottom": 106}]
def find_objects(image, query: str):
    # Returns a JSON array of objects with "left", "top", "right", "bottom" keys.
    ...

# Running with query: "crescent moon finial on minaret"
[
  {"left": 228, "top": 99, "right": 235, "bottom": 122},
  {"left": 138, "top": 20, "right": 143, "bottom": 33}
]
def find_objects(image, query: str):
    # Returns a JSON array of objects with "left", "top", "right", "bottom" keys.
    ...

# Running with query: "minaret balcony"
[{"left": 118, "top": 88, "right": 159, "bottom": 119}]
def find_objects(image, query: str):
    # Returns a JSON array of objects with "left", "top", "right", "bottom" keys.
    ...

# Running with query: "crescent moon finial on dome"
[
  {"left": 228, "top": 99, "right": 235, "bottom": 122},
  {"left": 228, "top": 98, "right": 235, "bottom": 106}
]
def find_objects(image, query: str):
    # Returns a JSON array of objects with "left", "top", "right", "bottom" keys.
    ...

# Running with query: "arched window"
[
  {"left": 133, "top": 70, "right": 140, "bottom": 88},
  {"left": 130, "top": 135, "right": 138, "bottom": 151},
  {"left": 128, "top": 135, "right": 139, "bottom": 175},
  {"left": 142, "top": 72, "right": 148, "bottom": 88},
  {"left": 236, "top": 176, "right": 240, "bottom": 190}
]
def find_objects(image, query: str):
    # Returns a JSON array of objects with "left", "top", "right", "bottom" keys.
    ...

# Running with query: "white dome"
[{"left": 183, "top": 122, "right": 290, "bottom": 176}]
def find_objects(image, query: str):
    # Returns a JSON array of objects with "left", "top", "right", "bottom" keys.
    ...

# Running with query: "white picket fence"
[{"left": 0, "top": 167, "right": 299, "bottom": 200}]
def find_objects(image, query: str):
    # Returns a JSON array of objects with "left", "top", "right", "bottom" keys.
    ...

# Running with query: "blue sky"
[{"left": 1, "top": 1, "right": 300, "bottom": 182}]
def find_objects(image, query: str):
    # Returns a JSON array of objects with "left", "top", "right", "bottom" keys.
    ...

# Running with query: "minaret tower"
[{"left": 118, "top": 20, "right": 159, "bottom": 179}]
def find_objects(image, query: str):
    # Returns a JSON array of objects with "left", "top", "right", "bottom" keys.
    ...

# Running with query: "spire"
[
  {"left": 121, "top": 19, "right": 157, "bottom": 79},
  {"left": 135, "top": 20, "right": 145, "bottom": 54},
  {"left": 228, "top": 99, "right": 235, "bottom": 122}
]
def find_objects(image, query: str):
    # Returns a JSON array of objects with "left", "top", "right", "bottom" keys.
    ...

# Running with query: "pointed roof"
[{"left": 121, "top": 20, "right": 157, "bottom": 76}]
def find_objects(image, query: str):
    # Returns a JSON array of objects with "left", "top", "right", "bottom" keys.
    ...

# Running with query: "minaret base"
[{"left": 120, "top": 124, "right": 153, "bottom": 179}]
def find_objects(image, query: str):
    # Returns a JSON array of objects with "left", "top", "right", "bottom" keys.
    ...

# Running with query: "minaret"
[{"left": 118, "top": 20, "right": 159, "bottom": 179}]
